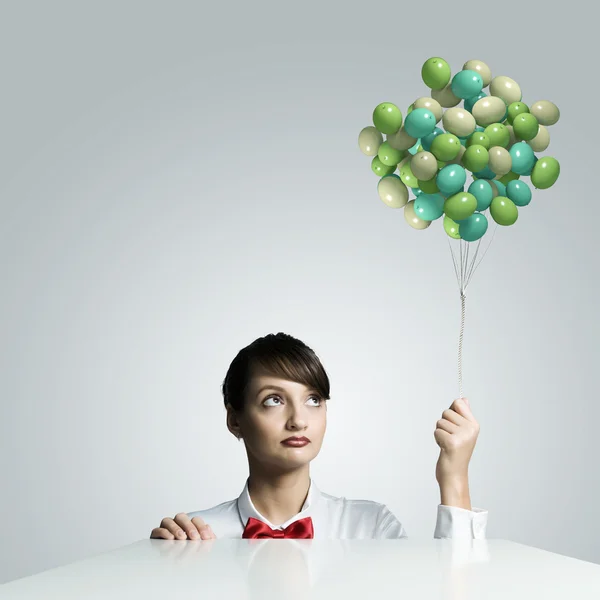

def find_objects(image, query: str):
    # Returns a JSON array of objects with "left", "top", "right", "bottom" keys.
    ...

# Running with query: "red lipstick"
[{"left": 281, "top": 436, "right": 310, "bottom": 447}]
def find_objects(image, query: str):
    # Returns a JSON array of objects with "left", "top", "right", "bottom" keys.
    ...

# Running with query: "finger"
[
  {"left": 174, "top": 513, "right": 203, "bottom": 540},
  {"left": 442, "top": 408, "right": 464, "bottom": 425},
  {"left": 160, "top": 516, "right": 188, "bottom": 540},
  {"left": 150, "top": 527, "right": 175, "bottom": 540},
  {"left": 436, "top": 418, "right": 458, "bottom": 433},
  {"left": 453, "top": 398, "right": 477, "bottom": 422},
  {"left": 191, "top": 517, "right": 215, "bottom": 540}
]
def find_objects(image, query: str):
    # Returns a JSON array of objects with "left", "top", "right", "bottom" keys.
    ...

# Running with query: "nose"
[{"left": 286, "top": 405, "right": 308, "bottom": 431}]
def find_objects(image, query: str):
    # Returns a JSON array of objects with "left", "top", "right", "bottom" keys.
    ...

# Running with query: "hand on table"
[{"left": 150, "top": 513, "right": 216, "bottom": 540}]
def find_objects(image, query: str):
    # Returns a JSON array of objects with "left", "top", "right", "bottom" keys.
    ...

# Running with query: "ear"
[{"left": 225, "top": 403, "right": 242, "bottom": 438}]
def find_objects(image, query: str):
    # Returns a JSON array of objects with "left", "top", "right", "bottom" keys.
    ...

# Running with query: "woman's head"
[{"left": 223, "top": 332, "right": 330, "bottom": 472}]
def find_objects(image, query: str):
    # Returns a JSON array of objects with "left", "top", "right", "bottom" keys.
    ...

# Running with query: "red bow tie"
[{"left": 242, "top": 516, "right": 314, "bottom": 539}]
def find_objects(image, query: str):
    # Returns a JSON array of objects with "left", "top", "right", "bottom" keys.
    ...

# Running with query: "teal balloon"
[
  {"left": 493, "top": 180, "right": 507, "bottom": 196},
  {"left": 404, "top": 108, "right": 437, "bottom": 138},
  {"left": 414, "top": 193, "right": 445, "bottom": 220},
  {"left": 421, "top": 127, "right": 444, "bottom": 151},
  {"left": 473, "top": 165, "right": 497, "bottom": 180},
  {"left": 408, "top": 139, "right": 422, "bottom": 155},
  {"left": 437, "top": 165, "right": 467, "bottom": 196},
  {"left": 464, "top": 92, "right": 487, "bottom": 113},
  {"left": 412, "top": 187, "right": 423, "bottom": 196},
  {"left": 509, "top": 142, "right": 536, "bottom": 175},
  {"left": 468, "top": 180, "right": 493, "bottom": 211},
  {"left": 522, "top": 156, "right": 538, "bottom": 176},
  {"left": 451, "top": 70, "right": 483, "bottom": 100},
  {"left": 506, "top": 180, "right": 532, "bottom": 206},
  {"left": 459, "top": 212, "right": 489, "bottom": 242}
]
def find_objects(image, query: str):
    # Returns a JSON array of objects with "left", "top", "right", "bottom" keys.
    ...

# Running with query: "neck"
[{"left": 246, "top": 464, "right": 311, "bottom": 526}]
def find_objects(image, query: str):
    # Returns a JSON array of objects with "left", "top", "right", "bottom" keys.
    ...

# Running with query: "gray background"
[{"left": 0, "top": 0, "right": 597, "bottom": 584}]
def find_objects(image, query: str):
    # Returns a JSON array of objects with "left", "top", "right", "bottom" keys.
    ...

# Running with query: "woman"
[{"left": 150, "top": 332, "right": 487, "bottom": 540}]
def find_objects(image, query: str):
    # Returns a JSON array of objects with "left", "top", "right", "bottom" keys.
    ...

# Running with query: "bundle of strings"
[{"left": 447, "top": 224, "right": 498, "bottom": 400}]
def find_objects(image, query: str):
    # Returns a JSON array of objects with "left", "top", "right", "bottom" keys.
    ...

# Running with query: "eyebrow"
[{"left": 255, "top": 384, "right": 317, "bottom": 397}]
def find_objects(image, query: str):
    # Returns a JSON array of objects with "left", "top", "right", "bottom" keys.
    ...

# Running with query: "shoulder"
[{"left": 319, "top": 491, "right": 407, "bottom": 538}]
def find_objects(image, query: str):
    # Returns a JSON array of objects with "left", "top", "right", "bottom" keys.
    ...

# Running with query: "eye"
[
  {"left": 262, "top": 395, "right": 323, "bottom": 407},
  {"left": 263, "top": 395, "right": 283, "bottom": 407}
]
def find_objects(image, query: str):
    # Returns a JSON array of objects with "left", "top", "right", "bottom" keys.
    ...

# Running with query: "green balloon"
[
  {"left": 513, "top": 113, "right": 539, "bottom": 141},
  {"left": 484, "top": 123, "right": 510, "bottom": 148},
  {"left": 490, "top": 196, "right": 518, "bottom": 225},
  {"left": 531, "top": 156, "right": 560, "bottom": 189},
  {"left": 498, "top": 171, "right": 520, "bottom": 185},
  {"left": 407, "top": 103, "right": 414, "bottom": 115},
  {"left": 443, "top": 215, "right": 461, "bottom": 239},
  {"left": 371, "top": 156, "right": 396, "bottom": 177},
  {"left": 462, "top": 145, "right": 489, "bottom": 173},
  {"left": 421, "top": 57, "right": 451, "bottom": 90},
  {"left": 378, "top": 141, "right": 404, "bottom": 166},
  {"left": 399, "top": 160, "right": 419, "bottom": 188},
  {"left": 466, "top": 132, "right": 490, "bottom": 150},
  {"left": 418, "top": 177, "right": 440, "bottom": 194},
  {"left": 373, "top": 103, "right": 403, "bottom": 135},
  {"left": 507, "top": 102, "right": 529, "bottom": 125},
  {"left": 430, "top": 133, "right": 461, "bottom": 161},
  {"left": 444, "top": 192, "right": 477, "bottom": 221}
]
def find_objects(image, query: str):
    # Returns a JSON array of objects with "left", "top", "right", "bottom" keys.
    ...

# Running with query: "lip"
[{"left": 281, "top": 436, "right": 310, "bottom": 446}]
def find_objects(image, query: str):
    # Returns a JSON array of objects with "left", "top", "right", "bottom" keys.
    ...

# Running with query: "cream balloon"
[
  {"left": 442, "top": 107, "right": 476, "bottom": 138},
  {"left": 489, "top": 76, "right": 522, "bottom": 105},
  {"left": 472, "top": 96, "right": 507, "bottom": 126},
  {"left": 404, "top": 200, "right": 431, "bottom": 230},
  {"left": 488, "top": 146, "right": 512, "bottom": 177},
  {"left": 527, "top": 124, "right": 550, "bottom": 152},
  {"left": 448, "top": 144, "right": 466, "bottom": 165},
  {"left": 530, "top": 100, "right": 560, "bottom": 126},
  {"left": 463, "top": 60, "right": 492, "bottom": 87},
  {"left": 490, "top": 180, "right": 500, "bottom": 199},
  {"left": 386, "top": 127, "right": 417, "bottom": 151},
  {"left": 431, "top": 84, "right": 461, "bottom": 108},
  {"left": 359, "top": 126, "right": 383, "bottom": 156},
  {"left": 413, "top": 97, "right": 443, "bottom": 122},
  {"left": 506, "top": 125, "right": 517, "bottom": 149},
  {"left": 410, "top": 151, "right": 438, "bottom": 180},
  {"left": 378, "top": 176, "right": 409, "bottom": 208}
]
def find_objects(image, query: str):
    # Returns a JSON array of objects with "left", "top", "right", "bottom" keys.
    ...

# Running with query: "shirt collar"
[{"left": 237, "top": 477, "right": 321, "bottom": 531}]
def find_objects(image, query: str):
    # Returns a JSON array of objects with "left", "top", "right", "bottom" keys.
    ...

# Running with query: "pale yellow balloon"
[
  {"left": 410, "top": 151, "right": 438, "bottom": 180},
  {"left": 378, "top": 176, "right": 409, "bottom": 208},
  {"left": 442, "top": 107, "right": 476, "bottom": 138},
  {"left": 463, "top": 59, "right": 492, "bottom": 87},
  {"left": 530, "top": 100, "right": 560, "bottom": 126},
  {"left": 431, "top": 84, "right": 461, "bottom": 108},
  {"left": 506, "top": 125, "right": 517, "bottom": 149},
  {"left": 489, "top": 75, "right": 522, "bottom": 105},
  {"left": 488, "top": 146, "right": 512, "bottom": 177},
  {"left": 490, "top": 180, "right": 500, "bottom": 198},
  {"left": 404, "top": 200, "right": 431, "bottom": 230},
  {"left": 448, "top": 144, "right": 466, "bottom": 165},
  {"left": 386, "top": 127, "right": 416, "bottom": 151},
  {"left": 527, "top": 124, "right": 550, "bottom": 152},
  {"left": 359, "top": 126, "right": 383, "bottom": 156},
  {"left": 472, "top": 96, "right": 507, "bottom": 126},
  {"left": 413, "top": 96, "right": 443, "bottom": 122}
]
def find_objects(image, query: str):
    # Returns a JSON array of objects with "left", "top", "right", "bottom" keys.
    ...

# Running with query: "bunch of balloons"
[{"left": 358, "top": 58, "right": 561, "bottom": 242}]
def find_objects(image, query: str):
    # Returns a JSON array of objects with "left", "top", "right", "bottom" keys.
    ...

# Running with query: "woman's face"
[{"left": 230, "top": 367, "right": 327, "bottom": 471}]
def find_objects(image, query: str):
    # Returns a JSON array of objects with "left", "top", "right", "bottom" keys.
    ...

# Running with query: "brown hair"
[{"left": 222, "top": 332, "right": 331, "bottom": 412}]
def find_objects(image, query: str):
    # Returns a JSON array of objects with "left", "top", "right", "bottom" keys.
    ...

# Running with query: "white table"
[{"left": 2, "top": 538, "right": 599, "bottom": 599}]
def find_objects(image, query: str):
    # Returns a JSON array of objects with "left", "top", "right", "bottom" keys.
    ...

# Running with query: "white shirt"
[{"left": 187, "top": 478, "right": 488, "bottom": 539}]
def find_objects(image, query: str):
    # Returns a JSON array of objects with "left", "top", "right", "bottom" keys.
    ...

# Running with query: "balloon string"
[
  {"left": 448, "top": 224, "right": 498, "bottom": 400},
  {"left": 458, "top": 291, "right": 466, "bottom": 400}
]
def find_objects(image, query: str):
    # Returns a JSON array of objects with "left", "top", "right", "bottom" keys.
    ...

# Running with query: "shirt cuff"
[{"left": 434, "top": 504, "right": 488, "bottom": 539}]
